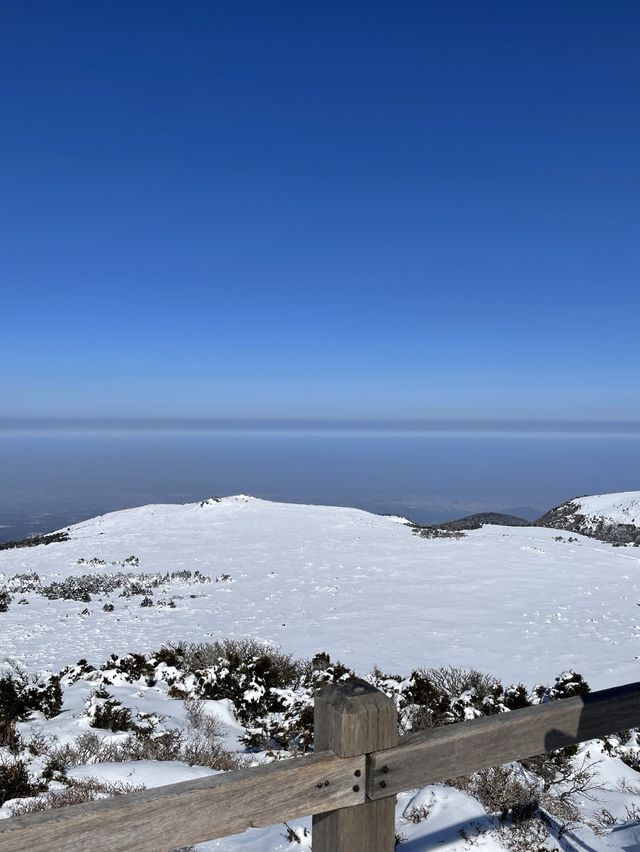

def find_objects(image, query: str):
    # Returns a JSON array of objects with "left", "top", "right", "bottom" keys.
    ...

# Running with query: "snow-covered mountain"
[
  {"left": 1, "top": 493, "right": 639, "bottom": 851},
  {"left": 1, "top": 493, "right": 639, "bottom": 686},
  {"left": 537, "top": 491, "right": 640, "bottom": 546}
]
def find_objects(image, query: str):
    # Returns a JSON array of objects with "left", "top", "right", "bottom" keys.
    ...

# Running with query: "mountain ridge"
[{"left": 2, "top": 490, "right": 640, "bottom": 549}]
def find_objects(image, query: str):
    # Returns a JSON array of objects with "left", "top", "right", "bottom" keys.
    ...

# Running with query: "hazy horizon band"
[{"left": 2, "top": 417, "right": 640, "bottom": 437}]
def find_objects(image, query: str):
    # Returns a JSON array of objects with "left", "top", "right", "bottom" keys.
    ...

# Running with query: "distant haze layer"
[{"left": 0, "top": 422, "right": 638, "bottom": 542}]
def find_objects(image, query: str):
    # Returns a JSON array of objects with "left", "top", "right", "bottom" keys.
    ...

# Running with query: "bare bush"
[
  {"left": 449, "top": 751, "right": 604, "bottom": 851},
  {"left": 449, "top": 764, "right": 538, "bottom": 822},
  {"left": 0, "top": 756, "right": 45, "bottom": 806},
  {"left": 8, "top": 778, "right": 143, "bottom": 816},
  {"left": 426, "top": 666, "right": 500, "bottom": 702},
  {"left": 404, "top": 803, "right": 432, "bottom": 823},
  {"left": 184, "top": 698, "right": 224, "bottom": 740},
  {"left": 182, "top": 639, "right": 303, "bottom": 684}
]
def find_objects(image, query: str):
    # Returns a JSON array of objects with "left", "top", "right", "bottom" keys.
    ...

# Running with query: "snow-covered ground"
[
  {"left": 1, "top": 495, "right": 639, "bottom": 850},
  {"left": 567, "top": 492, "right": 640, "bottom": 530},
  {"left": 1, "top": 495, "right": 639, "bottom": 687}
]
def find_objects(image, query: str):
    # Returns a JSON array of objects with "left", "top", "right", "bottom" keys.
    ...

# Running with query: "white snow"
[
  {"left": 1, "top": 494, "right": 639, "bottom": 851},
  {"left": 67, "top": 759, "right": 218, "bottom": 788},
  {"left": 1, "top": 495, "right": 638, "bottom": 688},
  {"left": 570, "top": 491, "right": 640, "bottom": 529}
]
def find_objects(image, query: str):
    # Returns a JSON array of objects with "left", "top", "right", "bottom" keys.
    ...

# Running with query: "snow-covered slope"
[
  {"left": 576, "top": 492, "right": 640, "bottom": 527},
  {"left": 1, "top": 494, "right": 639, "bottom": 687},
  {"left": 537, "top": 491, "right": 640, "bottom": 545},
  {"left": 1, "top": 494, "right": 639, "bottom": 851}
]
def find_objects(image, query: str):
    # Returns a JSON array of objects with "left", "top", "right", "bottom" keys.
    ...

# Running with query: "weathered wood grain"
[
  {"left": 312, "top": 678, "right": 398, "bottom": 852},
  {"left": 367, "top": 680, "right": 640, "bottom": 799},
  {"left": 0, "top": 750, "right": 364, "bottom": 852}
]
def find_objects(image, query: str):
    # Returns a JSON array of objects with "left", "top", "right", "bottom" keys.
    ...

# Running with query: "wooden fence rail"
[{"left": 0, "top": 679, "right": 638, "bottom": 852}]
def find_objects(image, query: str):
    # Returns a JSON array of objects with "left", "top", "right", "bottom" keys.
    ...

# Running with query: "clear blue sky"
[{"left": 2, "top": 1, "right": 639, "bottom": 420}]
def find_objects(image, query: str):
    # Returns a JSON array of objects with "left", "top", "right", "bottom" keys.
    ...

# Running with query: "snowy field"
[
  {"left": 1, "top": 495, "right": 639, "bottom": 850},
  {"left": 1, "top": 495, "right": 639, "bottom": 687}
]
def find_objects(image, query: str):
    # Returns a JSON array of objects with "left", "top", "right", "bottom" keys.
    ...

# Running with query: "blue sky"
[{"left": 2, "top": 1, "right": 639, "bottom": 420}]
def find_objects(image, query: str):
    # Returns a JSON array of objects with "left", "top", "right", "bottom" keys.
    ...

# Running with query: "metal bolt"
[
  {"left": 354, "top": 769, "right": 361, "bottom": 777},
  {"left": 382, "top": 766, "right": 389, "bottom": 774},
  {"left": 379, "top": 780, "right": 387, "bottom": 789},
  {"left": 324, "top": 780, "right": 329, "bottom": 787},
  {"left": 317, "top": 783, "right": 323, "bottom": 789},
  {"left": 352, "top": 784, "right": 360, "bottom": 792}
]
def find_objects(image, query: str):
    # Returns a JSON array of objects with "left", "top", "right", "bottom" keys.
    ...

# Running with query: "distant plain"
[{"left": 1, "top": 420, "right": 638, "bottom": 542}]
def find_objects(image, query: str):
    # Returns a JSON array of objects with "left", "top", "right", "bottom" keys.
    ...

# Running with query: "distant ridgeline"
[
  {"left": 0, "top": 531, "right": 70, "bottom": 551},
  {"left": 413, "top": 491, "right": 640, "bottom": 546},
  {"left": 411, "top": 513, "right": 529, "bottom": 540},
  {"left": 2, "top": 492, "right": 639, "bottom": 549}
]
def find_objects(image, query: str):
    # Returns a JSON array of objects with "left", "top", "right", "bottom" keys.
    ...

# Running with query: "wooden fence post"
[{"left": 312, "top": 678, "right": 398, "bottom": 852}]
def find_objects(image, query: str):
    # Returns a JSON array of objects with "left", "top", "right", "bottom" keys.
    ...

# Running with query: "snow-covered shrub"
[
  {"left": 179, "top": 639, "right": 305, "bottom": 725},
  {"left": 60, "top": 658, "right": 97, "bottom": 685},
  {"left": 532, "top": 670, "right": 590, "bottom": 703},
  {"left": 601, "top": 729, "right": 640, "bottom": 771},
  {"left": 29, "top": 674, "right": 63, "bottom": 719},
  {"left": 87, "top": 692, "right": 134, "bottom": 733},
  {"left": 154, "top": 643, "right": 188, "bottom": 668},
  {"left": 401, "top": 669, "right": 452, "bottom": 729},
  {"left": 3, "top": 572, "right": 42, "bottom": 594},
  {"left": 0, "top": 590, "right": 11, "bottom": 611},
  {"left": 151, "top": 644, "right": 352, "bottom": 752},
  {"left": 103, "top": 653, "right": 155, "bottom": 684},
  {"left": 239, "top": 653, "right": 354, "bottom": 751},
  {"left": 400, "top": 666, "right": 535, "bottom": 732},
  {"left": 28, "top": 570, "right": 215, "bottom": 603},
  {"left": 0, "top": 667, "right": 62, "bottom": 726}
]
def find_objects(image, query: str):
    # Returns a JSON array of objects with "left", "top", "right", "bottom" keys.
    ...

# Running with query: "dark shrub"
[
  {"left": 0, "top": 718, "right": 21, "bottom": 752},
  {"left": 0, "top": 757, "right": 45, "bottom": 806},
  {"left": 154, "top": 643, "right": 187, "bottom": 668},
  {"left": 402, "top": 670, "right": 452, "bottom": 729},
  {"left": 89, "top": 696, "right": 133, "bottom": 732}
]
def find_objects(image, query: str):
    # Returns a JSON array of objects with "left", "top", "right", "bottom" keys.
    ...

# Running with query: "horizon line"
[{"left": 1, "top": 416, "right": 640, "bottom": 435}]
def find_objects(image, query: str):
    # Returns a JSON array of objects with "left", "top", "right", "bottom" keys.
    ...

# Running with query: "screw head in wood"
[
  {"left": 352, "top": 785, "right": 360, "bottom": 792},
  {"left": 354, "top": 769, "right": 361, "bottom": 777},
  {"left": 379, "top": 780, "right": 387, "bottom": 788},
  {"left": 382, "top": 766, "right": 389, "bottom": 774}
]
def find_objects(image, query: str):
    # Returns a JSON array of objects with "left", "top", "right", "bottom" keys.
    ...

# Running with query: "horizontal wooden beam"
[
  {"left": 2, "top": 681, "right": 638, "bottom": 850},
  {"left": 0, "top": 750, "right": 365, "bottom": 852},
  {"left": 367, "top": 681, "right": 640, "bottom": 799}
]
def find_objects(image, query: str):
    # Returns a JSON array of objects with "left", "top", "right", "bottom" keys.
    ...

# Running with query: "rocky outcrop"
[{"left": 536, "top": 496, "right": 640, "bottom": 546}]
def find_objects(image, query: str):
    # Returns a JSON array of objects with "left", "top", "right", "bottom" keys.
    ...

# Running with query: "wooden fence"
[{"left": 0, "top": 678, "right": 638, "bottom": 852}]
